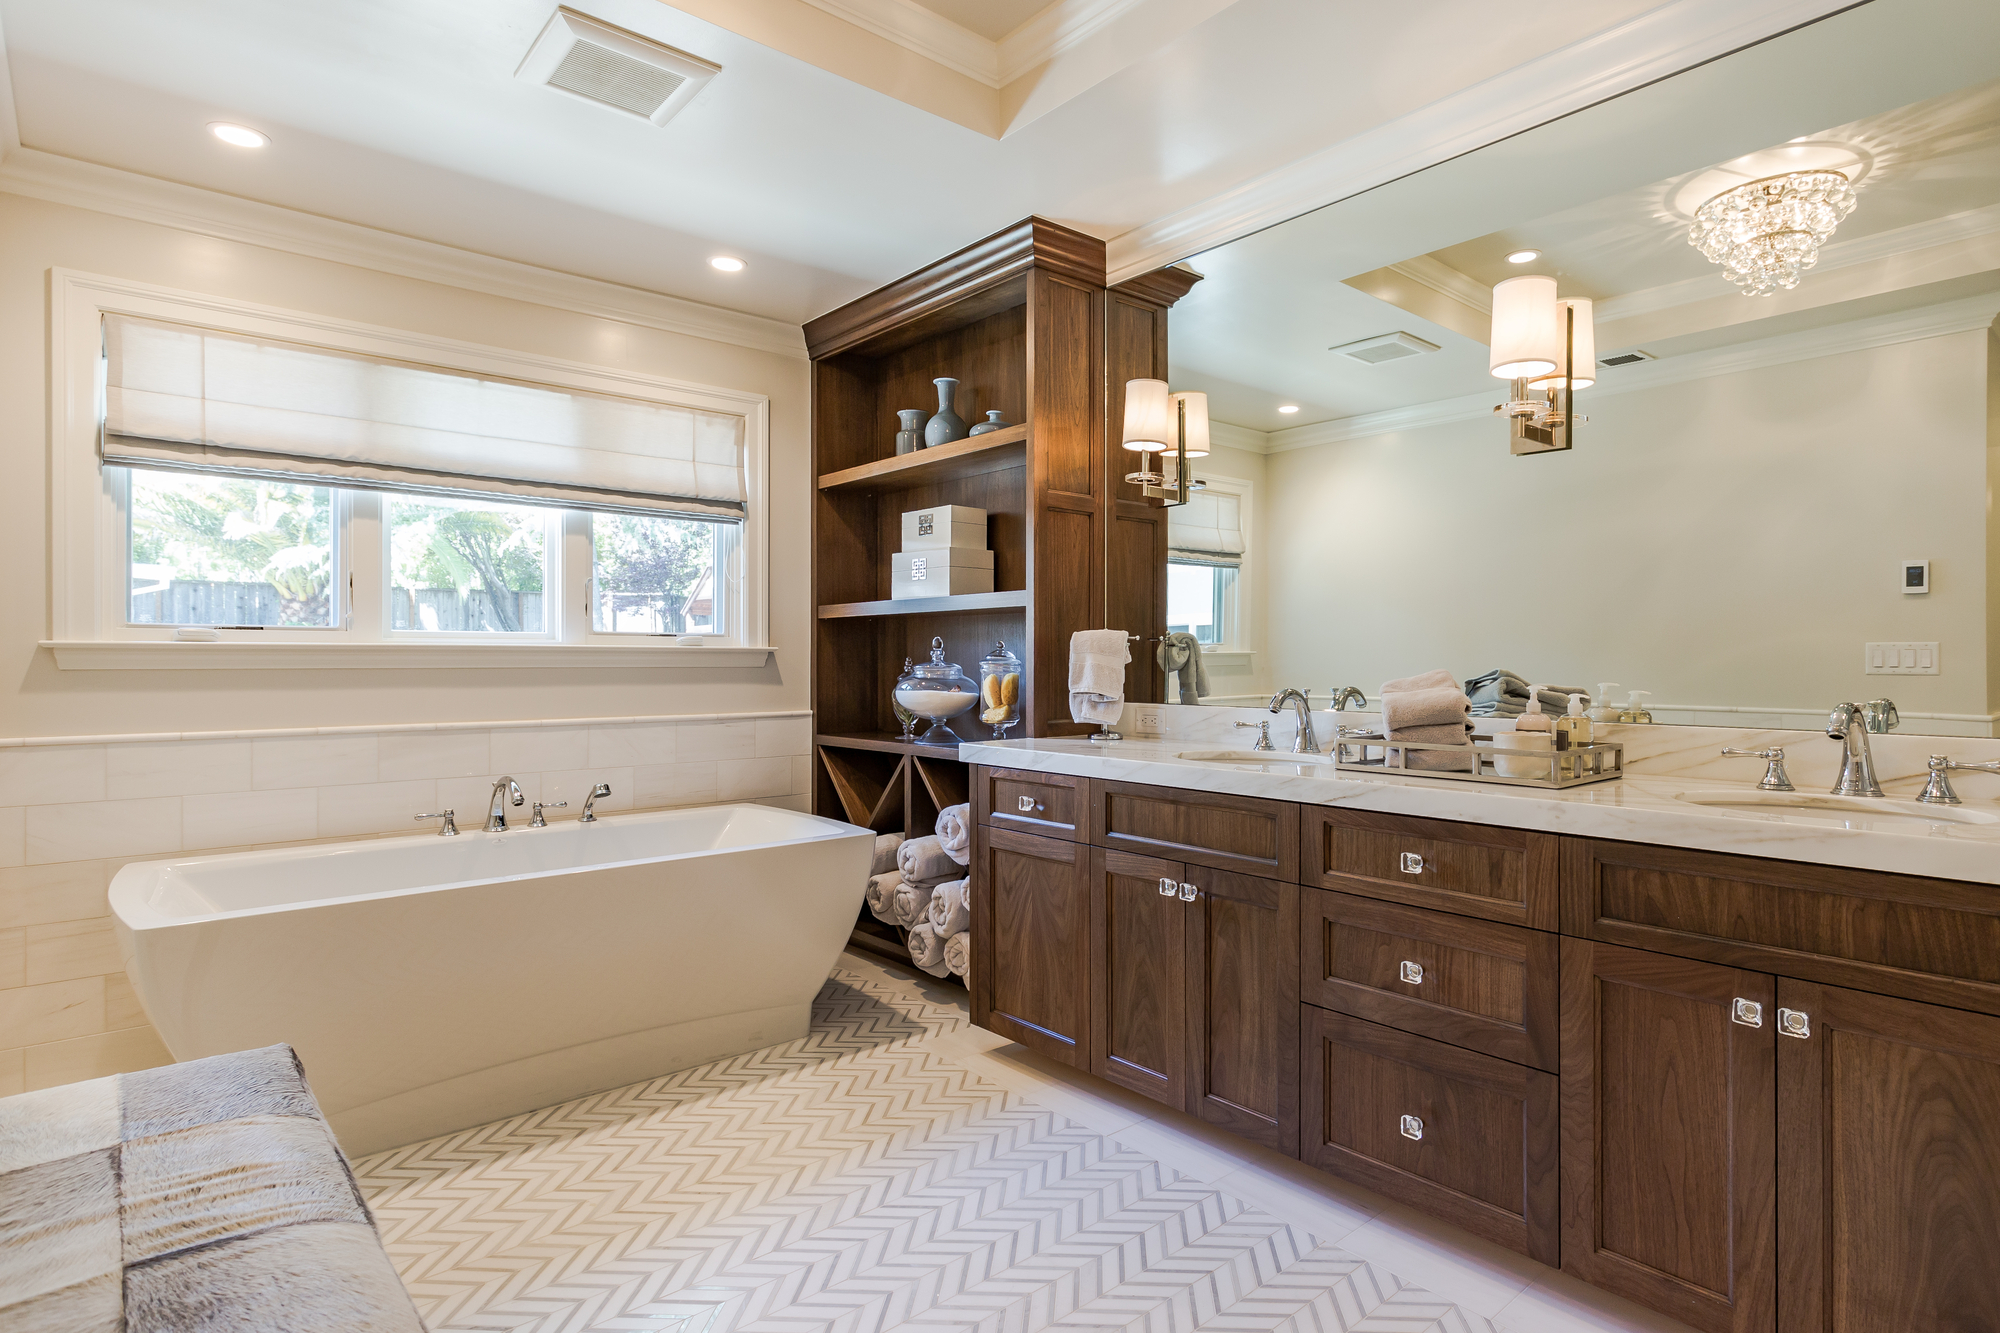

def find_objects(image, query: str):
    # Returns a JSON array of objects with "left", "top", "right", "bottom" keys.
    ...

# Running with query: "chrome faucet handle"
[
  {"left": 1234, "top": 720, "right": 1275, "bottom": 751},
  {"left": 579, "top": 782, "right": 613, "bottom": 823},
  {"left": 415, "top": 810, "right": 458, "bottom": 836},
  {"left": 530, "top": 800, "right": 568, "bottom": 828},
  {"left": 1721, "top": 747, "right": 1794, "bottom": 792},
  {"left": 1918, "top": 754, "right": 2000, "bottom": 805}
]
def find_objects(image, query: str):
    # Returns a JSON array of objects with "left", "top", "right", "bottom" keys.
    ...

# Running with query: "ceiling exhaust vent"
[
  {"left": 518, "top": 7, "right": 718, "bottom": 126},
  {"left": 1331, "top": 331, "right": 1441, "bottom": 365},
  {"left": 1598, "top": 350, "right": 1657, "bottom": 367}
]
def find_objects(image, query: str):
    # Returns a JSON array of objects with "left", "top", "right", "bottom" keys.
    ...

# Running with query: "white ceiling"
[
  {"left": 1168, "top": 0, "right": 2000, "bottom": 434},
  {"left": 0, "top": 0, "right": 1802, "bottom": 327}
]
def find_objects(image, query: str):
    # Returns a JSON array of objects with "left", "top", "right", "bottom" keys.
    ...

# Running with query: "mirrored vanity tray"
[{"left": 1332, "top": 734, "right": 1625, "bottom": 789}]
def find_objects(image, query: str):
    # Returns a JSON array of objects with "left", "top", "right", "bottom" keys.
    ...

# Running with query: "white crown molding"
[
  {"left": 1207, "top": 421, "right": 1273, "bottom": 454},
  {"left": 997, "top": 0, "right": 1153, "bottom": 82},
  {"left": 1597, "top": 201, "right": 2000, "bottom": 323},
  {"left": 1102, "top": 0, "right": 1859, "bottom": 285},
  {"left": 1266, "top": 292, "right": 2000, "bottom": 453},
  {"left": 790, "top": 0, "right": 1144, "bottom": 88},
  {"left": 1387, "top": 255, "right": 1492, "bottom": 315},
  {"left": 0, "top": 148, "right": 809, "bottom": 359}
]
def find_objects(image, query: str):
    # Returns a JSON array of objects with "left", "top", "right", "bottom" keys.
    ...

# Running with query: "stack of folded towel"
[
  {"left": 908, "top": 803, "right": 976, "bottom": 979},
  {"left": 1379, "top": 668, "right": 1474, "bottom": 771},
  {"left": 1464, "top": 670, "right": 1589, "bottom": 718},
  {"left": 1068, "top": 629, "right": 1130, "bottom": 725}
]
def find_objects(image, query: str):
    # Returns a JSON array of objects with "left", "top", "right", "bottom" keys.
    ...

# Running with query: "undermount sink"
[
  {"left": 1177, "top": 749, "right": 1336, "bottom": 767},
  {"left": 1674, "top": 790, "right": 2000, "bottom": 828}
]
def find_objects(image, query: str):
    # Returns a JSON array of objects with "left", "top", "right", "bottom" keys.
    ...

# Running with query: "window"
[
  {"left": 52, "top": 270, "right": 772, "bottom": 662},
  {"left": 1166, "top": 486, "right": 1247, "bottom": 650},
  {"left": 1167, "top": 561, "right": 1234, "bottom": 646}
]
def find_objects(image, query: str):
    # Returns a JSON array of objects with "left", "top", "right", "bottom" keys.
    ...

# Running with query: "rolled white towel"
[
  {"left": 871, "top": 832, "right": 905, "bottom": 877},
  {"left": 926, "top": 878, "right": 970, "bottom": 936},
  {"left": 865, "top": 871, "right": 901, "bottom": 924},
  {"left": 936, "top": 803, "right": 971, "bottom": 866},
  {"left": 943, "top": 930, "right": 971, "bottom": 978},
  {"left": 897, "top": 834, "right": 959, "bottom": 887},
  {"left": 907, "top": 921, "right": 951, "bottom": 977},
  {"left": 892, "top": 878, "right": 939, "bottom": 928}
]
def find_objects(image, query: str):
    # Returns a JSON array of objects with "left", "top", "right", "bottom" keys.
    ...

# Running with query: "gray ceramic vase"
[
  {"left": 895, "top": 408, "right": 926, "bottom": 455},
  {"left": 924, "top": 378, "right": 967, "bottom": 447},
  {"left": 968, "top": 410, "right": 1011, "bottom": 436}
]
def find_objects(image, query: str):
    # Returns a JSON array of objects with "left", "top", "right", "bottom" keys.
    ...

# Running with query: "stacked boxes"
[{"left": 892, "top": 504, "right": 993, "bottom": 599}]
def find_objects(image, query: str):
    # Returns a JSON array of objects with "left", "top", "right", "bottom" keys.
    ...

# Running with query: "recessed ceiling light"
[
  {"left": 1505, "top": 248, "right": 1541, "bottom": 264},
  {"left": 1277, "top": 404, "right": 1300, "bottom": 414},
  {"left": 208, "top": 122, "right": 268, "bottom": 149},
  {"left": 709, "top": 256, "right": 746, "bottom": 272}
]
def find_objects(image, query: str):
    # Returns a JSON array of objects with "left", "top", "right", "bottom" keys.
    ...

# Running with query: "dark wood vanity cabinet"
[{"left": 972, "top": 766, "right": 2000, "bottom": 1331}]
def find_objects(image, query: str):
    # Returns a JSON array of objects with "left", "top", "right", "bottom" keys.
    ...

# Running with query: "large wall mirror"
[{"left": 1147, "top": 0, "right": 2000, "bottom": 737}]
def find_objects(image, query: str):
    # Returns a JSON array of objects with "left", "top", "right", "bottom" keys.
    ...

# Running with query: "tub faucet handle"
[
  {"left": 530, "top": 801, "right": 567, "bottom": 828},
  {"left": 580, "top": 783, "right": 612, "bottom": 823},
  {"left": 415, "top": 810, "right": 458, "bottom": 836}
]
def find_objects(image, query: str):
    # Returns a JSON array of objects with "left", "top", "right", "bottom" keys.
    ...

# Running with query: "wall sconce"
[
  {"left": 1122, "top": 379, "right": 1207, "bottom": 505},
  {"left": 1490, "top": 275, "right": 1592, "bottom": 456}
]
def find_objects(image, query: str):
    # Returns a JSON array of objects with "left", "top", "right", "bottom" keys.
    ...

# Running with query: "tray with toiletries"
[{"left": 1332, "top": 733, "right": 1624, "bottom": 789}]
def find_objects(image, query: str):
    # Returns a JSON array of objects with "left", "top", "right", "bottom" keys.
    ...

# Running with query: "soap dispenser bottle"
[
  {"left": 1586, "top": 683, "right": 1622, "bottom": 725},
  {"left": 1618, "top": 690, "right": 1653, "bottom": 724},
  {"left": 1497, "top": 686, "right": 1555, "bottom": 778},
  {"left": 1555, "top": 694, "right": 1593, "bottom": 778}
]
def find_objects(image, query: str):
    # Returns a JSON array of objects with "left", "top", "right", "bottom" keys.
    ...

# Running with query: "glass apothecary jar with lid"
[
  {"left": 977, "top": 641, "right": 1022, "bottom": 738},
  {"left": 893, "top": 637, "right": 978, "bottom": 744},
  {"left": 891, "top": 658, "right": 918, "bottom": 741}
]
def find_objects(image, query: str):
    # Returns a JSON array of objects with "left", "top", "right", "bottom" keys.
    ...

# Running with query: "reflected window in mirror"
[{"left": 1165, "top": 481, "right": 1248, "bottom": 651}]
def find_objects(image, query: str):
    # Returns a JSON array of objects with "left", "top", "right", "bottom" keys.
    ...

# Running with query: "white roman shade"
[
  {"left": 101, "top": 315, "right": 747, "bottom": 519},
  {"left": 1167, "top": 491, "right": 1244, "bottom": 567}
]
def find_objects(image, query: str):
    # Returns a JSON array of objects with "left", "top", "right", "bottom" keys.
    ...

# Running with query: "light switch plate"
[{"left": 1865, "top": 642, "right": 1939, "bottom": 675}]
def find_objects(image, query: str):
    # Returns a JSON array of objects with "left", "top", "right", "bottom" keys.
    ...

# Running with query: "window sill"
[
  {"left": 1199, "top": 648, "right": 1254, "bottom": 667},
  {"left": 42, "top": 640, "right": 777, "bottom": 671}
]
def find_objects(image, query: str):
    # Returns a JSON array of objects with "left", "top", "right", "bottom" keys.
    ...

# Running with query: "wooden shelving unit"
[
  {"left": 816, "top": 590, "right": 1029, "bottom": 620},
  {"left": 817, "top": 425, "right": 1027, "bottom": 494}
]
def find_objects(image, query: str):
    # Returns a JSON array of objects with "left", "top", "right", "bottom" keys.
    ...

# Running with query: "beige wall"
[
  {"left": 1256, "top": 328, "right": 1995, "bottom": 725},
  {"left": 0, "top": 192, "right": 813, "bottom": 739}
]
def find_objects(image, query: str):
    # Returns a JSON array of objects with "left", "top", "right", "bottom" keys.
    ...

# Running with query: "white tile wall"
[{"left": 0, "top": 711, "right": 814, "bottom": 1093}]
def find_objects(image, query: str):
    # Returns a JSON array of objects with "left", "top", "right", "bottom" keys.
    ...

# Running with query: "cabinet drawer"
[
  {"left": 1563, "top": 838, "right": 2000, "bottom": 1018},
  {"left": 1303, "top": 808, "right": 1556, "bottom": 930},
  {"left": 1303, "top": 890, "right": 1557, "bottom": 1071},
  {"left": 1303, "top": 1006, "right": 1558, "bottom": 1266},
  {"left": 976, "top": 766, "right": 1085, "bottom": 841},
  {"left": 1093, "top": 779, "right": 1299, "bottom": 880}
]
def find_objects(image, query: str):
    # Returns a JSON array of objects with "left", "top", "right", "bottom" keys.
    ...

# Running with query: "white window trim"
[
  {"left": 45, "top": 268, "right": 773, "bottom": 669},
  {"left": 1167, "top": 467, "right": 1254, "bottom": 662}
]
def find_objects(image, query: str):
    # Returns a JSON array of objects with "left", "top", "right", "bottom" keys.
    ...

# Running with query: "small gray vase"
[
  {"left": 924, "top": 378, "right": 967, "bottom": 447},
  {"left": 968, "top": 410, "right": 1011, "bottom": 436},
  {"left": 894, "top": 409, "right": 926, "bottom": 455}
]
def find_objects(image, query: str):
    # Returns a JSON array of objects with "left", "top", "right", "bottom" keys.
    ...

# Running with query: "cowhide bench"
[{"left": 0, "top": 1043, "right": 424, "bottom": 1332}]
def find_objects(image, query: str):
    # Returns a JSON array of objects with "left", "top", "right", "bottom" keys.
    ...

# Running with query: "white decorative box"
[
  {"left": 901, "top": 505, "right": 987, "bottom": 551},
  {"left": 892, "top": 548, "right": 995, "bottom": 599}
]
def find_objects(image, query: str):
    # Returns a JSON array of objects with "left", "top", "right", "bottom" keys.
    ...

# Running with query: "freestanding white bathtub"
[{"left": 111, "top": 803, "right": 872, "bottom": 1155}]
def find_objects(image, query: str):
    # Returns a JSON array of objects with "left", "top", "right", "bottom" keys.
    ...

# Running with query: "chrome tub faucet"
[
  {"left": 1269, "top": 688, "right": 1319, "bottom": 755},
  {"left": 580, "top": 782, "right": 612, "bottom": 823}
]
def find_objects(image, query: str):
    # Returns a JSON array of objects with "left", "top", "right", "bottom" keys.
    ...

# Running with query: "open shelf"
[
  {"left": 817, "top": 589, "right": 1028, "bottom": 620},
  {"left": 817, "top": 424, "right": 1027, "bottom": 494},
  {"left": 817, "top": 731, "right": 970, "bottom": 758}
]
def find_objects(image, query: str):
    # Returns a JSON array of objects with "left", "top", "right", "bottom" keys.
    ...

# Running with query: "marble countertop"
[{"left": 957, "top": 736, "right": 2000, "bottom": 886}]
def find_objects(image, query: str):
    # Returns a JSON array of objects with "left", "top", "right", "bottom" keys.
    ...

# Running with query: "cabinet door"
[
  {"left": 1560, "top": 939, "right": 1776, "bottom": 1333},
  {"left": 1777, "top": 980, "right": 2000, "bottom": 1332},
  {"left": 1185, "top": 867, "right": 1299, "bottom": 1155},
  {"left": 972, "top": 823, "right": 1093, "bottom": 1068},
  {"left": 1090, "top": 848, "right": 1189, "bottom": 1108}
]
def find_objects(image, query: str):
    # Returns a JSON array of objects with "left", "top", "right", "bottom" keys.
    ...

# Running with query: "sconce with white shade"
[
  {"left": 1122, "top": 379, "right": 1206, "bottom": 504},
  {"left": 1490, "top": 277, "right": 1593, "bottom": 456}
]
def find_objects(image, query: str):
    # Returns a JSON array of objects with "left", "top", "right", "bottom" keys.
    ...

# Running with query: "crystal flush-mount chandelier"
[{"left": 1688, "top": 170, "right": 1858, "bottom": 296}]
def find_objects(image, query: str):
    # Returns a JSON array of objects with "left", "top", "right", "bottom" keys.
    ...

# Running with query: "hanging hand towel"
[
  {"left": 935, "top": 803, "right": 971, "bottom": 866},
  {"left": 1068, "top": 629, "right": 1130, "bottom": 725},
  {"left": 865, "top": 871, "right": 902, "bottom": 923},
  {"left": 926, "top": 878, "right": 971, "bottom": 936},
  {"left": 871, "top": 832, "right": 905, "bottom": 877},
  {"left": 1155, "top": 631, "right": 1210, "bottom": 704},
  {"left": 943, "top": 931, "right": 971, "bottom": 978},
  {"left": 907, "top": 922, "right": 952, "bottom": 977}
]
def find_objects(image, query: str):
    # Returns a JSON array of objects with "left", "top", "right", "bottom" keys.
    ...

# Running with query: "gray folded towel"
[
  {"left": 1381, "top": 686, "right": 1470, "bottom": 732},
  {"left": 897, "top": 835, "right": 960, "bottom": 888},
  {"left": 871, "top": 833, "right": 905, "bottom": 877},
  {"left": 1156, "top": 631, "right": 1209, "bottom": 704},
  {"left": 892, "top": 878, "right": 939, "bottom": 927},
  {"left": 935, "top": 804, "right": 970, "bottom": 866},
  {"left": 1382, "top": 668, "right": 1459, "bottom": 694},
  {"left": 943, "top": 930, "right": 971, "bottom": 978},
  {"left": 907, "top": 921, "right": 951, "bottom": 977},
  {"left": 926, "top": 878, "right": 971, "bottom": 935},
  {"left": 865, "top": 871, "right": 901, "bottom": 923},
  {"left": 1386, "top": 721, "right": 1474, "bottom": 746}
]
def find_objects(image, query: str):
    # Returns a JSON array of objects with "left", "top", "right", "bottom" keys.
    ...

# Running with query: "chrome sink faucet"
[
  {"left": 1826, "top": 701, "right": 1893, "bottom": 797},
  {"left": 1269, "top": 688, "right": 1319, "bottom": 755},
  {"left": 486, "top": 776, "right": 525, "bottom": 831}
]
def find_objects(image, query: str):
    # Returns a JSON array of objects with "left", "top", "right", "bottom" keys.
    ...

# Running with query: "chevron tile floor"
[{"left": 353, "top": 956, "right": 1691, "bottom": 1333}]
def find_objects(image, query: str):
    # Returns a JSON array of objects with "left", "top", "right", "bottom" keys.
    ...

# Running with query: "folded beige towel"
[
  {"left": 865, "top": 871, "right": 901, "bottom": 923},
  {"left": 1381, "top": 686, "right": 1471, "bottom": 732},
  {"left": 892, "top": 878, "right": 939, "bottom": 927},
  {"left": 897, "top": 835, "right": 959, "bottom": 887},
  {"left": 944, "top": 931, "right": 971, "bottom": 978},
  {"left": 871, "top": 833, "right": 905, "bottom": 877},
  {"left": 1389, "top": 722, "right": 1474, "bottom": 746},
  {"left": 1381, "top": 668, "right": 1459, "bottom": 694},
  {"left": 907, "top": 922, "right": 951, "bottom": 977},
  {"left": 1068, "top": 629, "right": 1130, "bottom": 725},
  {"left": 926, "top": 878, "right": 970, "bottom": 935},
  {"left": 935, "top": 804, "right": 971, "bottom": 866}
]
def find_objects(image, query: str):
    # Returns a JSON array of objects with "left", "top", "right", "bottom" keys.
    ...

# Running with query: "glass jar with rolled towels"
[{"left": 894, "top": 637, "right": 979, "bottom": 744}]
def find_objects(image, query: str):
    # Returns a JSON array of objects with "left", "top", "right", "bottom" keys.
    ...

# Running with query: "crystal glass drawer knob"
[
  {"left": 1399, "top": 960, "right": 1424, "bottom": 985},
  {"left": 1400, "top": 853, "right": 1424, "bottom": 874},
  {"left": 1158, "top": 877, "right": 1178, "bottom": 896},
  {"left": 1399, "top": 1114, "right": 1423, "bottom": 1141},
  {"left": 1016, "top": 795, "right": 1042, "bottom": 812},
  {"left": 1732, "top": 998, "right": 1764, "bottom": 1027},
  {"left": 1779, "top": 1007, "right": 1812, "bottom": 1038}
]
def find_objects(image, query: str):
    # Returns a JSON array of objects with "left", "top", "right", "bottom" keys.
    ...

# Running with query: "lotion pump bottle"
[
  {"left": 1618, "top": 690, "right": 1653, "bottom": 724},
  {"left": 1586, "top": 683, "right": 1622, "bottom": 725},
  {"left": 1555, "top": 694, "right": 1593, "bottom": 749},
  {"left": 1497, "top": 686, "right": 1555, "bottom": 777}
]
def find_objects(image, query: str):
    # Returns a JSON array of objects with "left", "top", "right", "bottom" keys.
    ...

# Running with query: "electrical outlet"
[
  {"left": 1865, "top": 642, "right": 1939, "bottom": 675},
  {"left": 1131, "top": 706, "right": 1164, "bottom": 735}
]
